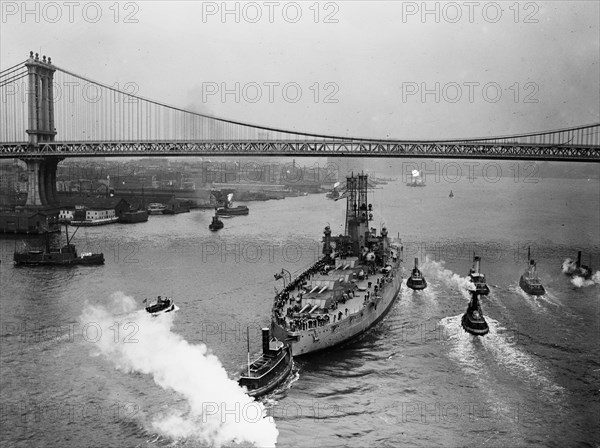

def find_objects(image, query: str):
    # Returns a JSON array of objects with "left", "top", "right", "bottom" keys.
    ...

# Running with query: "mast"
[{"left": 246, "top": 326, "right": 250, "bottom": 376}]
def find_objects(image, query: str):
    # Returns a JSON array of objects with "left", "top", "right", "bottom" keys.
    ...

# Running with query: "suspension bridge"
[{"left": 0, "top": 52, "right": 599, "bottom": 207}]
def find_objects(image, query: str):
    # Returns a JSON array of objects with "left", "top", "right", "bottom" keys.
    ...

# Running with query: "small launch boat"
[
  {"left": 468, "top": 255, "right": 490, "bottom": 295},
  {"left": 461, "top": 292, "right": 489, "bottom": 336},
  {"left": 449, "top": 190, "right": 454, "bottom": 198},
  {"left": 144, "top": 296, "right": 179, "bottom": 316},
  {"left": 406, "top": 257, "right": 427, "bottom": 290},
  {"left": 519, "top": 247, "right": 545, "bottom": 296},
  {"left": 238, "top": 328, "right": 293, "bottom": 398}
]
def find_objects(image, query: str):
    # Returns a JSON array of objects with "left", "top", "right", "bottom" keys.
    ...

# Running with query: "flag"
[
  {"left": 274, "top": 272, "right": 283, "bottom": 280},
  {"left": 142, "top": 298, "right": 147, "bottom": 304}
]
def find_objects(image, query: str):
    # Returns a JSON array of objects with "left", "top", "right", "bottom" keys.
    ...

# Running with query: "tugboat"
[
  {"left": 406, "top": 257, "right": 427, "bottom": 290},
  {"left": 461, "top": 292, "right": 489, "bottom": 336},
  {"left": 13, "top": 224, "right": 104, "bottom": 266},
  {"left": 209, "top": 211, "right": 224, "bottom": 231},
  {"left": 216, "top": 194, "right": 249, "bottom": 216},
  {"left": 468, "top": 255, "right": 490, "bottom": 295},
  {"left": 326, "top": 182, "right": 341, "bottom": 200},
  {"left": 564, "top": 251, "right": 593, "bottom": 280},
  {"left": 144, "top": 296, "right": 178, "bottom": 316},
  {"left": 238, "top": 328, "right": 293, "bottom": 398},
  {"left": 271, "top": 173, "right": 403, "bottom": 356},
  {"left": 519, "top": 247, "right": 545, "bottom": 296},
  {"left": 449, "top": 190, "right": 454, "bottom": 198},
  {"left": 406, "top": 170, "right": 426, "bottom": 187}
]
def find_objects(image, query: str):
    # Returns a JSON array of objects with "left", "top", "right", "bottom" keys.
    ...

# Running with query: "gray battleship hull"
[{"left": 272, "top": 273, "right": 401, "bottom": 356}]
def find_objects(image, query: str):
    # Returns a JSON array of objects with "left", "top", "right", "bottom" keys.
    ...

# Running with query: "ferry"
[
  {"left": 13, "top": 224, "right": 104, "bottom": 266},
  {"left": 147, "top": 203, "right": 167, "bottom": 215},
  {"left": 406, "top": 257, "right": 427, "bottom": 290},
  {"left": 519, "top": 247, "right": 545, "bottom": 295},
  {"left": 461, "top": 291, "right": 489, "bottom": 336},
  {"left": 271, "top": 173, "right": 403, "bottom": 357},
  {"left": 144, "top": 296, "right": 178, "bottom": 316},
  {"left": 238, "top": 328, "right": 293, "bottom": 398},
  {"left": 119, "top": 209, "right": 148, "bottom": 224},
  {"left": 468, "top": 255, "right": 490, "bottom": 295}
]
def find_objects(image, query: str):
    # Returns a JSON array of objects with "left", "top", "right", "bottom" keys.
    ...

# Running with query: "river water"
[{"left": 1, "top": 166, "right": 599, "bottom": 447}]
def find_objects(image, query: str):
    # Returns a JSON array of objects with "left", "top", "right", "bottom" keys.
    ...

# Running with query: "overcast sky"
[{"left": 1, "top": 1, "right": 599, "bottom": 140}]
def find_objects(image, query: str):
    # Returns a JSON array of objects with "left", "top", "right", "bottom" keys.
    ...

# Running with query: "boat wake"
[
  {"left": 570, "top": 270, "right": 600, "bottom": 288},
  {"left": 421, "top": 257, "right": 476, "bottom": 300},
  {"left": 440, "top": 314, "right": 564, "bottom": 399},
  {"left": 80, "top": 292, "right": 278, "bottom": 448},
  {"left": 509, "top": 284, "right": 561, "bottom": 309}
]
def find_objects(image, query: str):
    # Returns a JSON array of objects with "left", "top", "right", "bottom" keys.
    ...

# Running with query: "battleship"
[
  {"left": 238, "top": 328, "right": 293, "bottom": 397},
  {"left": 519, "top": 247, "right": 545, "bottom": 296},
  {"left": 271, "top": 173, "right": 403, "bottom": 356},
  {"left": 461, "top": 291, "right": 489, "bottom": 336},
  {"left": 468, "top": 255, "right": 490, "bottom": 295},
  {"left": 13, "top": 224, "right": 104, "bottom": 266},
  {"left": 406, "top": 257, "right": 427, "bottom": 290}
]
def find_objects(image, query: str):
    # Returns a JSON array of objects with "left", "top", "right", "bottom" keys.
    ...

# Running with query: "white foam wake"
[{"left": 80, "top": 292, "right": 278, "bottom": 447}]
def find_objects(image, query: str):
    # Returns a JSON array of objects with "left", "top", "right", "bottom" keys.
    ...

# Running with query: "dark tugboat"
[
  {"left": 144, "top": 296, "right": 178, "bottom": 316},
  {"left": 519, "top": 247, "right": 545, "bottom": 296},
  {"left": 209, "top": 211, "right": 224, "bottom": 231},
  {"left": 461, "top": 292, "right": 489, "bottom": 336},
  {"left": 13, "top": 224, "right": 104, "bottom": 266},
  {"left": 449, "top": 190, "right": 454, "bottom": 198},
  {"left": 238, "top": 328, "right": 293, "bottom": 398},
  {"left": 468, "top": 255, "right": 490, "bottom": 295},
  {"left": 217, "top": 194, "right": 249, "bottom": 216},
  {"left": 406, "top": 257, "right": 427, "bottom": 290},
  {"left": 564, "top": 251, "right": 593, "bottom": 280}
]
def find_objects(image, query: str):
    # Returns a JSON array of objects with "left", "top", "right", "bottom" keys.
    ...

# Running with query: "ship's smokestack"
[
  {"left": 414, "top": 257, "right": 419, "bottom": 269},
  {"left": 474, "top": 256, "right": 480, "bottom": 273},
  {"left": 577, "top": 251, "right": 582, "bottom": 268},
  {"left": 262, "top": 327, "right": 270, "bottom": 355}
]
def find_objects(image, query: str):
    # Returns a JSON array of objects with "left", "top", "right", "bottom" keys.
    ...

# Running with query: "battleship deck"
[{"left": 272, "top": 256, "right": 401, "bottom": 356}]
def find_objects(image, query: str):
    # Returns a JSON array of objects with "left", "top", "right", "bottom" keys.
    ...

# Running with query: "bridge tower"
[{"left": 22, "top": 51, "right": 61, "bottom": 207}]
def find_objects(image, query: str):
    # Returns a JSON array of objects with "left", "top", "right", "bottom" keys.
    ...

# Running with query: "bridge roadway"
[{"left": 0, "top": 140, "right": 599, "bottom": 161}]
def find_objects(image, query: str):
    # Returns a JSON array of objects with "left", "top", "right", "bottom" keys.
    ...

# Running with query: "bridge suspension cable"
[{"left": 52, "top": 64, "right": 349, "bottom": 143}]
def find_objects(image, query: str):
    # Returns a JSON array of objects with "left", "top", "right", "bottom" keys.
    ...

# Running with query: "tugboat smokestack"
[
  {"left": 577, "top": 251, "right": 582, "bottom": 268},
  {"left": 414, "top": 257, "right": 419, "bottom": 269},
  {"left": 262, "top": 328, "right": 270, "bottom": 355}
]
